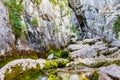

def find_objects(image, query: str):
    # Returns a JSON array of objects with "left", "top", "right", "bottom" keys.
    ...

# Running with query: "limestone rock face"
[
  {"left": 0, "top": 0, "right": 75, "bottom": 55},
  {"left": 68, "top": 0, "right": 120, "bottom": 41},
  {"left": 0, "top": 1, "right": 14, "bottom": 55},
  {"left": 17, "top": 0, "right": 75, "bottom": 53}
]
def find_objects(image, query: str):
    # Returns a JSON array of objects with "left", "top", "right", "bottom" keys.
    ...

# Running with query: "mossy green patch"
[
  {"left": 31, "top": 17, "right": 39, "bottom": 28},
  {"left": 55, "top": 25, "right": 60, "bottom": 32},
  {"left": 48, "top": 70, "right": 61, "bottom": 80},
  {"left": 113, "top": 15, "right": 120, "bottom": 37},
  {"left": 91, "top": 70, "right": 99, "bottom": 80},
  {"left": 4, "top": 64, "right": 44, "bottom": 80},
  {"left": 44, "top": 59, "right": 68, "bottom": 70},
  {"left": 48, "top": 49, "right": 70, "bottom": 59},
  {"left": 2, "top": 0, "right": 25, "bottom": 40},
  {"left": 89, "top": 60, "right": 120, "bottom": 68},
  {"left": 49, "top": 0, "right": 57, "bottom": 5},
  {"left": 0, "top": 50, "right": 39, "bottom": 68}
]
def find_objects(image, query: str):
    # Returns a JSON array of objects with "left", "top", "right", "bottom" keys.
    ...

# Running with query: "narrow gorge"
[{"left": 1, "top": 0, "right": 120, "bottom": 80}]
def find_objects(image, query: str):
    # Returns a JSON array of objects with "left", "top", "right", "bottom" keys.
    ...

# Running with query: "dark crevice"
[{"left": 68, "top": 0, "right": 88, "bottom": 40}]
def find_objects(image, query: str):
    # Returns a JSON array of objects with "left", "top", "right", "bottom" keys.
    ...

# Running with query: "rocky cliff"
[
  {"left": 0, "top": 0, "right": 75, "bottom": 55},
  {"left": 69, "top": 0, "right": 120, "bottom": 41}
]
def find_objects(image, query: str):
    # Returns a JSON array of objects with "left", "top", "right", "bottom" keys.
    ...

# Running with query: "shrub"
[
  {"left": 2, "top": 0, "right": 24, "bottom": 39},
  {"left": 113, "top": 15, "right": 120, "bottom": 33},
  {"left": 31, "top": 17, "right": 38, "bottom": 28}
]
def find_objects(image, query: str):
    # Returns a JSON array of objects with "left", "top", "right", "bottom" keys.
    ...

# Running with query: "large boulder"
[
  {"left": 99, "top": 64, "right": 120, "bottom": 79},
  {"left": 0, "top": 59, "right": 46, "bottom": 80}
]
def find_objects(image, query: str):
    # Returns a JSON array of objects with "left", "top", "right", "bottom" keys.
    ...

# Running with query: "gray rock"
[
  {"left": 69, "top": 0, "right": 120, "bottom": 41},
  {"left": 83, "top": 38, "right": 100, "bottom": 44},
  {"left": 0, "top": 0, "right": 75, "bottom": 54},
  {"left": 0, "top": 59, "right": 46, "bottom": 80},
  {"left": 107, "top": 50, "right": 120, "bottom": 58},
  {"left": 67, "top": 44, "right": 89, "bottom": 52},
  {"left": 41, "top": 77, "right": 48, "bottom": 80},
  {"left": 109, "top": 47, "right": 118, "bottom": 53},
  {"left": 95, "top": 41, "right": 104, "bottom": 45},
  {"left": 58, "top": 72, "right": 70, "bottom": 80},
  {"left": 99, "top": 64, "right": 120, "bottom": 79},
  {"left": 47, "top": 53, "right": 54, "bottom": 59},
  {"left": 70, "top": 47, "right": 98, "bottom": 59},
  {"left": 111, "top": 40, "right": 120, "bottom": 47},
  {"left": 69, "top": 74, "right": 79, "bottom": 80},
  {"left": 99, "top": 73, "right": 113, "bottom": 80},
  {"left": 0, "top": 1, "right": 14, "bottom": 55}
]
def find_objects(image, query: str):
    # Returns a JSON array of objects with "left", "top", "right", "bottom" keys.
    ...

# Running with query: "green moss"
[
  {"left": 89, "top": 62, "right": 106, "bottom": 68},
  {"left": 67, "top": 9, "right": 70, "bottom": 15},
  {"left": 19, "top": 50, "right": 39, "bottom": 59},
  {"left": 103, "top": 60, "right": 120, "bottom": 66},
  {"left": 70, "top": 26, "right": 80, "bottom": 38},
  {"left": 48, "top": 70, "right": 61, "bottom": 80},
  {"left": 89, "top": 60, "right": 120, "bottom": 68},
  {"left": 4, "top": 64, "right": 44, "bottom": 80},
  {"left": 0, "top": 51, "right": 20, "bottom": 68},
  {"left": 2, "top": 0, "right": 25, "bottom": 39},
  {"left": 48, "top": 49, "right": 70, "bottom": 59},
  {"left": 115, "top": 33, "right": 119, "bottom": 39},
  {"left": 44, "top": 59, "right": 68, "bottom": 70},
  {"left": 32, "top": 0, "right": 42, "bottom": 7},
  {"left": 91, "top": 21, "right": 95, "bottom": 26},
  {"left": 55, "top": 25, "right": 60, "bottom": 32},
  {"left": 70, "top": 26, "right": 76, "bottom": 33},
  {"left": 55, "top": 50, "right": 70, "bottom": 59},
  {"left": 91, "top": 70, "right": 99, "bottom": 80},
  {"left": 49, "top": 0, "right": 57, "bottom": 5},
  {"left": 0, "top": 50, "right": 39, "bottom": 68},
  {"left": 101, "top": 25, "right": 104, "bottom": 31},
  {"left": 113, "top": 15, "right": 120, "bottom": 34},
  {"left": 31, "top": 17, "right": 39, "bottom": 28}
]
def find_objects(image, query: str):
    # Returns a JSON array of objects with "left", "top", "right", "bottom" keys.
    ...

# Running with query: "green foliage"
[
  {"left": 4, "top": 64, "right": 44, "bottom": 80},
  {"left": 2, "top": 0, "right": 24, "bottom": 39},
  {"left": 70, "top": 26, "right": 80, "bottom": 38},
  {"left": 48, "top": 70, "right": 61, "bottom": 80},
  {"left": 103, "top": 60, "right": 120, "bottom": 66},
  {"left": 91, "top": 21, "right": 95, "bottom": 26},
  {"left": 49, "top": 0, "right": 57, "bottom": 5},
  {"left": 101, "top": 25, "right": 104, "bottom": 31},
  {"left": 89, "top": 60, "right": 120, "bottom": 68},
  {"left": 67, "top": 9, "right": 70, "bottom": 15},
  {"left": 48, "top": 49, "right": 70, "bottom": 59},
  {"left": 55, "top": 25, "right": 60, "bottom": 32},
  {"left": 113, "top": 15, "right": 120, "bottom": 34},
  {"left": 91, "top": 70, "right": 99, "bottom": 80},
  {"left": 31, "top": 17, "right": 38, "bottom": 28},
  {"left": 49, "top": 0, "right": 68, "bottom": 7},
  {"left": 115, "top": 33, "right": 119, "bottom": 39},
  {"left": 70, "top": 26, "right": 76, "bottom": 33},
  {"left": 44, "top": 59, "right": 68, "bottom": 70}
]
